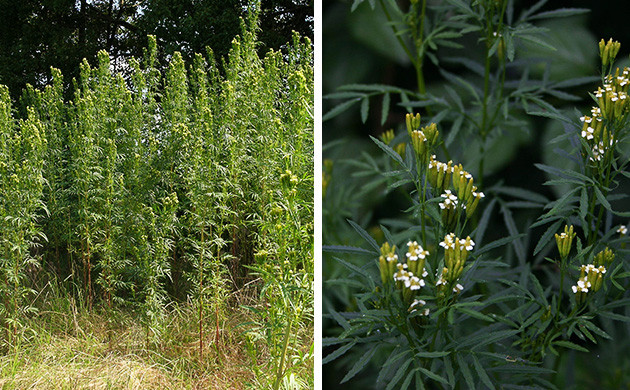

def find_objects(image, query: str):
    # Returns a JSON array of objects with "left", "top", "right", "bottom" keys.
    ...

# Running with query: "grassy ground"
[{"left": 0, "top": 286, "right": 313, "bottom": 389}]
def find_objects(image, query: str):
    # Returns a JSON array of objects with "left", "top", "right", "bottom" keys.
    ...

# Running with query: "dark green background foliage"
[
  {"left": 0, "top": 0, "right": 313, "bottom": 100},
  {"left": 323, "top": 0, "right": 630, "bottom": 388}
]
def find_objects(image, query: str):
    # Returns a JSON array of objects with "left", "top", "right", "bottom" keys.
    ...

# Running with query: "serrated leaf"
[
  {"left": 457, "top": 354, "right": 475, "bottom": 390},
  {"left": 475, "top": 233, "right": 526, "bottom": 257},
  {"left": 553, "top": 340, "right": 589, "bottom": 353},
  {"left": 444, "top": 356, "right": 455, "bottom": 386},
  {"left": 529, "top": 272, "right": 547, "bottom": 305},
  {"left": 456, "top": 329, "right": 520, "bottom": 350},
  {"left": 446, "top": 115, "right": 464, "bottom": 147},
  {"left": 323, "top": 245, "right": 375, "bottom": 255},
  {"left": 475, "top": 197, "right": 496, "bottom": 246},
  {"left": 495, "top": 186, "right": 549, "bottom": 204},
  {"left": 341, "top": 344, "right": 380, "bottom": 383},
  {"left": 347, "top": 219, "right": 380, "bottom": 252},
  {"left": 332, "top": 257, "right": 372, "bottom": 282},
  {"left": 472, "top": 354, "right": 495, "bottom": 390},
  {"left": 501, "top": 203, "right": 525, "bottom": 264},
  {"left": 361, "top": 97, "right": 369, "bottom": 123},
  {"left": 519, "top": 34, "right": 557, "bottom": 52},
  {"left": 323, "top": 98, "right": 361, "bottom": 121},
  {"left": 415, "top": 351, "right": 451, "bottom": 358},
  {"left": 381, "top": 93, "right": 391, "bottom": 125},
  {"left": 370, "top": 135, "right": 405, "bottom": 166},
  {"left": 418, "top": 367, "right": 449, "bottom": 385},
  {"left": 456, "top": 307, "right": 496, "bottom": 322},
  {"left": 593, "top": 186, "right": 611, "bottom": 211},
  {"left": 529, "top": 7, "right": 589, "bottom": 20},
  {"left": 533, "top": 219, "right": 563, "bottom": 256},
  {"left": 597, "top": 311, "right": 630, "bottom": 322},
  {"left": 323, "top": 340, "right": 357, "bottom": 364},
  {"left": 386, "top": 358, "right": 413, "bottom": 390}
]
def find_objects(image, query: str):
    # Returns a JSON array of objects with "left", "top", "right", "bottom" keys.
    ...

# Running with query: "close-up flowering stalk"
[
  {"left": 599, "top": 38, "right": 621, "bottom": 68},
  {"left": 378, "top": 242, "right": 398, "bottom": 286},
  {"left": 555, "top": 225, "right": 575, "bottom": 260},
  {"left": 428, "top": 155, "right": 453, "bottom": 194}
]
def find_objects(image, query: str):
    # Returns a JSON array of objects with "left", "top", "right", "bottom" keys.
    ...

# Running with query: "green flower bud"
[
  {"left": 378, "top": 242, "right": 398, "bottom": 286},
  {"left": 380, "top": 129, "right": 395, "bottom": 145},
  {"left": 554, "top": 225, "right": 575, "bottom": 259}
]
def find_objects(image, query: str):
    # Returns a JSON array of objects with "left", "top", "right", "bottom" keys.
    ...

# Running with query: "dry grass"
[{"left": 0, "top": 306, "right": 258, "bottom": 390}]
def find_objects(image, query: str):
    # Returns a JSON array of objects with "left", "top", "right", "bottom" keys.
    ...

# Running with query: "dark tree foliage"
[
  {"left": 0, "top": 0, "right": 313, "bottom": 100},
  {"left": 258, "top": 0, "right": 313, "bottom": 53}
]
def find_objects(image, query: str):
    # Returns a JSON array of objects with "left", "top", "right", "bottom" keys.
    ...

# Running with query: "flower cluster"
[
  {"left": 579, "top": 43, "right": 629, "bottom": 163},
  {"left": 436, "top": 233, "right": 475, "bottom": 295},
  {"left": 599, "top": 38, "right": 621, "bottom": 67},
  {"left": 617, "top": 225, "right": 627, "bottom": 235},
  {"left": 378, "top": 242, "right": 398, "bottom": 286},
  {"left": 439, "top": 190, "right": 461, "bottom": 230},
  {"left": 428, "top": 155, "right": 485, "bottom": 219},
  {"left": 554, "top": 225, "right": 576, "bottom": 259},
  {"left": 571, "top": 248, "right": 614, "bottom": 304},
  {"left": 428, "top": 155, "right": 454, "bottom": 193},
  {"left": 379, "top": 241, "right": 430, "bottom": 310},
  {"left": 409, "top": 298, "right": 430, "bottom": 316},
  {"left": 406, "top": 113, "right": 439, "bottom": 161},
  {"left": 572, "top": 264, "right": 606, "bottom": 304}
]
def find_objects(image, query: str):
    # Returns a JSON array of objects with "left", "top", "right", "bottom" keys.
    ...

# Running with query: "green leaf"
[
  {"left": 533, "top": 219, "right": 563, "bottom": 256},
  {"left": 518, "top": 34, "right": 557, "bottom": 52},
  {"left": 475, "top": 198, "right": 497, "bottom": 246},
  {"left": 332, "top": 257, "right": 372, "bottom": 283},
  {"left": 418, "top": 367, "right": 449, "bottom": 385},
  {"left": 494, "top": 186, "right": 549, "bottom": 204},
  {"left": 456, "top": 329, "right": 520, "bottom": 350},
  {"left": 323, "top": 245, "right": 375, "bottom": 256},
  {"left": 323, "top": 340, "right": 357, "bottom": 364},
  {"left": 500, "top": 203, "right": 525, "bottom": 264},
  {"left": 415, "top": 351, "right": 451, "bottom": 358},
  {"left": 456, "top": 307, "right": 496, "bottom": 322},
  {"left": 377, "top": 348, "right": 410, "bottom": 386},
  {"left": 579, "top": 186, "right": 588, "bottom": 219},
  {"left": 553, "top": 340, "right": 589, "bottom": 353},
  {"left": 529, "top": 8, "right": 589, "bottom": 20},
  {"left": 471, "top": 354, "right": 495, "bottom": 390},
  {"left": 475, "top": 233, "right": 526, "bottom": 257},
  {"left": 381, "top": 93, "right": 391, "bottom": 126},
  {"left": 370, "top": 135, "right": 405, "bottom": 167},
  {"left": 593, "top": 186, "right": 612, "bottom": 211},
  {"left": 444, "top": 356, "right": 455, "bottom": 386},
  {"left": 456, "top": 354, "right": 475, "bottom": 390},
  {"left": 529, "top": 272, "right": 548, "bottom": 305},
  {"left": 341, "top": 344, "right": 380, "bottom": 383},
  {"left": 597, "top": 311, "right": 630, "bottom": 323},
  {"left": 361, "top": 97, "right": 369, "bottom": 123},
  {"left": 386, "top": 358, "right": 413, "bottom": 390},
  {"left": 347, "top": 219, "right": 380, "bottom": 252},
  {"left": 323, "top": 98, "right": 361, "bottom": 121}
]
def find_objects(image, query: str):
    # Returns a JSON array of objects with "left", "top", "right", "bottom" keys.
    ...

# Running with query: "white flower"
[{"left": 618, "top": 225, "right": 628, "bottom": 235}]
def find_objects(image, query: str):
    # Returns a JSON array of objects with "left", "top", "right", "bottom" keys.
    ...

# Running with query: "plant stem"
[{"left": 273, "top": 316, "right": 293, "bottom": 390}]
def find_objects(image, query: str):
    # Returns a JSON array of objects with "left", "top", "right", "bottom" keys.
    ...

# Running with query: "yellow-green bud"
[
  {"left": 465, "top": 189, "right": 485, "bottom": 219},
  {"left": 410, "top": 130, "right": 427, "bottom": 160},
  {"left": 421, "top": 123, "right": 439, "bottom": 146},
  {"left": 554, "top": 225, "right": 576, "bottom": 259},
  {"left": 394, "top": 143, "right": 406, "bottom": 159},
  {"left": 600, "top": 38, "right": 621, "bottom": 67},
  {"left": 380, "top": 129, "right": 395, "bottom": 145},
  {"left": 594, "top": 247, "right": 614, "bottom": 267},
  {"left": 378, "top": 242, "right": 398, "bottom": 286},
  {"left": 406, "top": 113, "right": 421, "bottom": 136}
]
